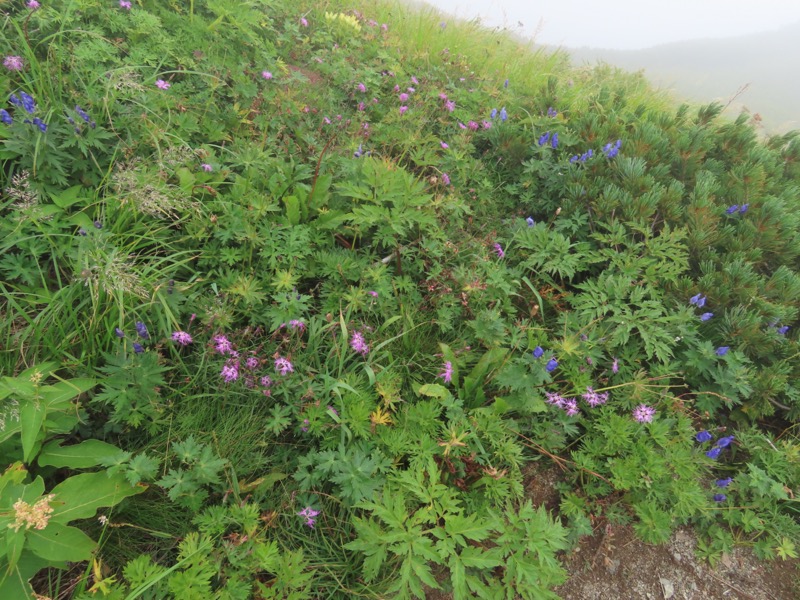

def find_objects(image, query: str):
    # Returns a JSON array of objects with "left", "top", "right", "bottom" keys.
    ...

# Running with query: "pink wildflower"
[
  {"left": 468, "top": 121, "right": 479, "bottom": 131},
  {"left": 119, "top": 0, "right": 131, "bottom": 8},
  {"left": 220, "top": 362, "right": 239, "bottom": 383},
  {"left": 275, "top": 356, "right": 294, "bottom": 375},
  {"left": 27, "top": 0, "right": 40, "bottom": 9},
  {"left": 4, "top": 56, "right": 23, "bottom": 71},
  {"left": 438, "top": 361, "right": 453, "bottom": 383},
  {"left": 441, "top": 173, "right": 450, "bottom": 185},
  {"left": 261, "top": 71, "right": 273, "bottom": 80},
  {"left": 399, "top": 106, "right": 408, "bottom": 115},
  {"left": 300, "top": 17, "right": 308, "bottom": 27},
  {"left": 357, "top": 82, "right": 366, "bottom": 93},
  {"left": 213, "top": 335, "right": 233, "bottom": 355},
  {"left": 399, "top": 92, "right": 409, "bottom": 102},
  {"left": 289, "top": 319, "right": 306, "bottom": 331},
  {"left": 245, "top": 356, "right": 259, "bottom": 370},
  {"left": 368, "top": 290, "right": 378, "bottom": 297},
  {"left": 445, "top": 100, "right": 456, "bottom": 112},
  {"left": 171, "top": 331, "right": 193, "bottom": 346},
  {"left": 201, "top": 163, "right": 212, "bottom": 172},
  {"left": 350, "top": 331, "right": 369, "bottom": 355},
  {"left": 493, "top": 243, "right": 505, "bottom": 258},
  {"left": 562, "top": 398, "right": 580, "bottom": 417},
  {"left": 155, "top": 79, "right": 170, "bottom": 90},
  {"left": 633, "top": 404, "right": 656, "bottom": 423},
  {"left": 440, "top": 141, "right": 449, "bottom": 149}
]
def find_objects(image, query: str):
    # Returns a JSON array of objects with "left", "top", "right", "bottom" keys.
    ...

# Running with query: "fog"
[{"left": 419, "top": 0, "right": 800, "bottom": 50}]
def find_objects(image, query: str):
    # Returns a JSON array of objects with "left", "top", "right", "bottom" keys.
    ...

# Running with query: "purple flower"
[
  {"left": 381, "top": 23, "right": 388, "bottom": 32},
  {"left": 119, "top": 0, "right": 131, "bottom": 9},
  {"left": 357, "top": 83, "right": 366, "bottom": 93},
  {"left": 300, "top": 17, "right": 308, "bottom": 27},
  {"left": 27, "top": 0, "right": 40, "bottom": 9},
  {"left": 439, "top": 93, "right": 448, "bottom": 101},
  {"left": 4, "top": 56, "right": 24, "bottom": 71},
  {"left": 467, "top": 120, "right": 479, "bottom": 131},
  {"left": 706, "top": 447, "right": 722, "bottom": 460},
  {"left": 132, "top": 343, "right": 144, "bottom": 353},
  {"left": 545, "top": 392, "right": 564, "bottom": 407},
  {"left": 715, "top": 435, "right": 734, "bottom": 448},
  {"left": 532, "top": 346, "right": 544, "bottom": 359},
  {"left": 777, "top": 325, "right": 790, "bottom": 335},
  {"left": 491, "top": 108, "right": 498, "bottom": 119},
  {"left": 297, "top": 506, "right": 321, "bottom": 528},
  {"left": 441, "top": 173, "right": 450, "bottom": 185},
  {"left": 115, "top": 328, "right": 125, "bottom": 338},
  {"left": 695, "top": 430, "right": 713, "bottom": 443},
  {"left": 155, "top": 79, "right": 170, "bottom": 90},
  {"left": 135, "top": 321, "right": 149, "bottom": 339},
  {"left": 31, "top": 117, "right": 47, "bottom": 133},
  {"left": 440, "top": 141, "right": 449, "bottom": 149},
  {"left": 538, "top": 132, "right": 550, "bottom": 146},
  {"left": 739, "top": 204, "right": 749, "bottom": 213},
  {"left": 368, "top": 290, "right": 378, "bottom": 297},
  {"left": 715, "top": 478, "right": 732, "bottom": 488},
  {"left": 213, "top": 335, "right": 233, "bottom": 355},
  {"left": 260, "top": 376, "right": 272, "bottom": 387},
  {"left": 582, "top": 387, "right": 609, "bottom": 407},
  {"left": 726, "top": 205, "right": 739, "bottom": 214},
  {"left": 221, "top": 362, "right": 239, "bottom": 382},
  {"left": 715, "top": 346, "right": 729, "bottom": 356},
  {"left": 482, "top": 120, "right": 492, "bottom": 129},
  {"left": 0, "top": 109, "right": 11, "bottom": 125},
  {"left": 399, "top": 92, "right": 409, "bottom": 102},
  {"left": 547, "top": 107, "right": 557, "bottom": 118},
  {"left": 439, "top": 361, "right": 453, "bottom": 383},
  {"left": 93, "top": 220, "right": 103, "bottom": 229},
  {"left": 504, "top": 79, "right": 509, "bottom": 89},
  {"left": 493, "top": 243, "right": 504, "bottom": 258},
  {"left": 201, "top": 163, "right": 212, "bottom": 172},
  {"left": 499, "top": 107, "right": 507, "bottom": 122},
  {"left": 245, "top": 356, "right": 259, "bottom": 370},
  {"left": 407, "top": 87, "right": 415, "bottom": 93},
  {"left": 261, "top": 71, "right": 273, "bottom": 80},
  {"left": 562, "top": 398, "right": 579, "bottom": 416},
  {"left": 172, "top": 331, "right": 193, "bottom": 346},
  {"left": 700, "top": 312, "right": 714, "bottom": 321},
  {"left": 526, "top": 217, "right": 535, "bottom": 227},
  {"left": 632, "top": 404, "right": 656, "bottom": 423},
  {"left": 551, "top": 133, "right": 559, "bottom": 149},
  {"left": 411, "top": 76, "right": 419, "bottom": 85},
  {"left": 545, "top": 357, "right": 558, "bottom": 372},
  {"left": 445, "top": 100, "right": 456, "bottom": 112},
  {"left": 612, "top": 358, "right": 619, "bottom": 374},
  {"left": 289, "top": 319, "right": 306, "bottom": 331},
  {"left": 275, "top": 356, "right": 294, "bottom": 375},
  {"left": 689, "top": 294, "right": 707, "bottom": 308},
  {"left": 350, "top": 331, "right": 369, "bottom": 355},
  {"left": 399, "top": 106, "right": 408, "bottom": 115},
  {"left": 713, "top": 494, "right": 727, "bottom": 502}
]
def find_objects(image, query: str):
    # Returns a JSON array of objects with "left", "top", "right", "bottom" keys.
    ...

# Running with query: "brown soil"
[{"left": 523, "top": 462, "right": 800, "bottom": 600}]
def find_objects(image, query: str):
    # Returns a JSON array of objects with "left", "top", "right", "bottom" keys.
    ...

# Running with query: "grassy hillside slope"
[{"left": 0, "top": 1, "right": 799, "bottom": 598}]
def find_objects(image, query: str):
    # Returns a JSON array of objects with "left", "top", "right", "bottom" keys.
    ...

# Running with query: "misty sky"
[{"left": 421, "top": 0, "right": 800, "bottom": 49}]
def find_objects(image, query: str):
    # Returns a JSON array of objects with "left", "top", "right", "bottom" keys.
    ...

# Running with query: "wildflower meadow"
[{"left": 1, "top": 0, "right": 799, "bottom": 598}]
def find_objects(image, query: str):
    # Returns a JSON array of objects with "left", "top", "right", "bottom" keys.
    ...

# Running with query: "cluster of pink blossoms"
[
  {"left": 546, "top": 386, "right": 610, "bottom": 418},
  {"left": 350, "top": 331, "right": 369, "bottom": 355},
  {"left": 297, "top": 506, "right": 320, "bottom": 528}
]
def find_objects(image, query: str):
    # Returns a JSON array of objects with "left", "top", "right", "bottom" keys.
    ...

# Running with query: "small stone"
[
  {"left": 659, "top": 578, "right": 675, "bottom": 599},
  {"left": 604, "top": 558, "right": 620, "bottom": 575},
  {"left": 671, "top": 550, "right": 683, "bottom": 563}
]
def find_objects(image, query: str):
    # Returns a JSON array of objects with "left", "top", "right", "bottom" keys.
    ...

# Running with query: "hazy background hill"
[{"left": 564, "top": 21, "right": 800, "bottom": 134}]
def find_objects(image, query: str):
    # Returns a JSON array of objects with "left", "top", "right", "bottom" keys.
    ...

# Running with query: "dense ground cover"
[{"left": 1, "top": 1, "right": 799, "bottom": 598}]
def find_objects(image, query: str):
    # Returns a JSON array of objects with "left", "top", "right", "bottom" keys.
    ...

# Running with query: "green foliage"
[{"left": 2, "top": 0, "right": 800, "bottom": 597}]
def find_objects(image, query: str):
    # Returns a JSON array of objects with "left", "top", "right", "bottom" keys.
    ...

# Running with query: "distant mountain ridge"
[{"left": 563, "top": 21, "right": 800, "bottom": 133}]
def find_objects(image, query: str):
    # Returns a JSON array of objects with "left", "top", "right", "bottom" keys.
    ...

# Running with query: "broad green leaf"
[
  {"left": 5, "top": 527, "right": 25, "bottom": 571},
  {"left": 39, "top": 378, "right": 96, "bottom": 408},
  {"left": 50, "top": 185, "right": 86, "bottom": 208},
  {"left": 20, "top": 400, "right": 45, "bottom": 463},
  {"left": 0, "top": 553, "right": 49, "bottom": 598},
  {"left": 26, "top": 522, "right": 96, "bottom": 562},
  {"left": 50, "top": 472, "right": 146, "bottom": 524},
  {"left": 416, "top": 384, "right": 451, "bottom": 400},
  {"left": 38, "top": 439, "right": 122, "bottom": 469}
]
